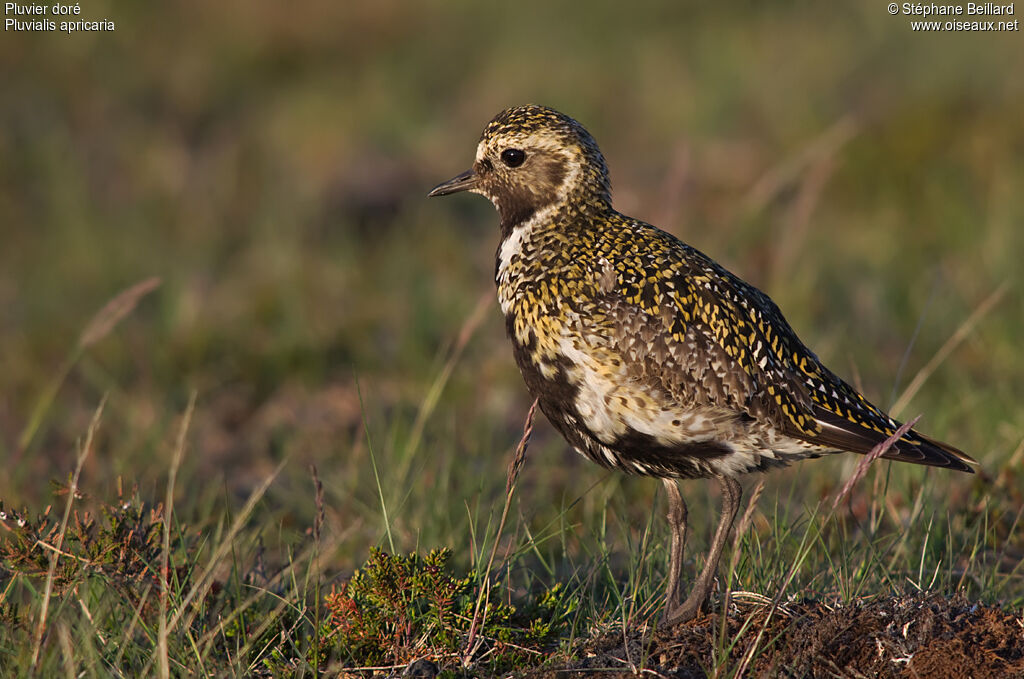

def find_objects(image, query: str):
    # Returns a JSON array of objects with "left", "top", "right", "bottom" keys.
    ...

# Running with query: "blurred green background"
[{"left": 1, "top": 1, "right": 1021, "bottom": 578}]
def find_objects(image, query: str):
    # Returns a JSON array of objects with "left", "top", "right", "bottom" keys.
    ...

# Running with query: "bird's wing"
[
  {"left": 597, "top": 233, "right": 819, "bottom": 434},
  {"left": 596, "top": 221, "right": 975, "bottom": 472}
]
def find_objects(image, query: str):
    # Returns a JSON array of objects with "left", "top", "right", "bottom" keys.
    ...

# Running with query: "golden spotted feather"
[{"left": 590, "top": 214, "right": 970, "bottom": 470}]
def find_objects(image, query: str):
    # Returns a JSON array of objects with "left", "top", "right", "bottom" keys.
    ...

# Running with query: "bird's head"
[{"left": 429, "top": 105, "right": 611, "bottom": 230}]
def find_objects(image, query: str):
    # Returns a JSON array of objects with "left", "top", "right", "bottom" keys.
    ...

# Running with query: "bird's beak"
[{"left": 428, "top": 168, "right": 478, "bottom": 197}]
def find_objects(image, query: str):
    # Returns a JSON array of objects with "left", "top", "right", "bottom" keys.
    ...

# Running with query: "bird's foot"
[{"left": 660, "top": 588, "right": 710, "bottom": 627}]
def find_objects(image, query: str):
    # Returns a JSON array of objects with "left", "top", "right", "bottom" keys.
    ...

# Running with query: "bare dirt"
[{"left": 528, "top": 594, "right": 1024, "bottom": 678}]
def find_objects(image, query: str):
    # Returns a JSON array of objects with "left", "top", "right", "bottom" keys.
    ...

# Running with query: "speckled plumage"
[{"left": 430, "top": 104, "right": 975, "bottom": 624}]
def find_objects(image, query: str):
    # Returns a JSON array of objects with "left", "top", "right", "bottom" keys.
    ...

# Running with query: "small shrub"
[{"left": 319, "top": 547, "right": 569, "bottom": 673}]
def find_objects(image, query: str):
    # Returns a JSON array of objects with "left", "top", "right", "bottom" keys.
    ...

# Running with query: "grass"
[
  {"left": 2, "top": 1, "right": 1023, "bottom": 675},
  {"left": 2, "top": 334, "right": 1015, "bottom": 675}
]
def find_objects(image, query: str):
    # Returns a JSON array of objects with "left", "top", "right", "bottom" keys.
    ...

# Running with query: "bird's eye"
[{"left": 500, "top": 149, "right": 526, "bottom": 168}]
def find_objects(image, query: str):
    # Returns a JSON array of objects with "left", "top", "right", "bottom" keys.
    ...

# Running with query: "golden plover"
[{"left": 429, "top": 104, "right": 975, "bottom": 625}]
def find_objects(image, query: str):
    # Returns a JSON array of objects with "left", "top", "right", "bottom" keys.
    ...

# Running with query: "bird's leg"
[
  {"left": 661, "top": 478, "right": 688, "bottom": 613},
  {"left": 662, "top": 476, "right": 742, "bottom": 627}
]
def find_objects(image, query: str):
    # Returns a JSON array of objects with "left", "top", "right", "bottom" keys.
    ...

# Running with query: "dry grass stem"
[
  {"left": 727, "top": 480, "right": 765, "bottom": 598},
  {"left": 56, "top": 622, "right": 74, "bottom": 679},
  {"left": 78, "top": 276, "right": 162, "bottom": 349},
  {"left": 890, "top": 283, "right": 1007, "bottom": 418},
  {"left": 771, "top": 152, "right": 836, "bottom": 286},
  {"left": 310, "top": 464, "right": 325, "bottom": 544},
  {"left": 403, "top": 291, "right": 493, "bottom": 462},
  {"left": 30, "top": 396, "right": 106, "bottom": 671},
  {"left": 731, "top": 503, "right": 819, "bottom": 678},
  {"left": 744, "top": 114, "right": 860, "bottom": 214},
  {"left": 18, "top": 277, "right": 161, "bottom": 453},
  {"left": 140, "top": 459, "right": 288, "bottom": 678},
  {"left": 832, "top": 416, "right": 920, "bottom": 511},
  {"left": 158, "top": 392, "right": 195, "bottom": 679},
  {"left": 463, "top": 398, "right": 538, "bottom": 666}
]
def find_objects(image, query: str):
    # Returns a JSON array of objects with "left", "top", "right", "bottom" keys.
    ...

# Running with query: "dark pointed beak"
[{"left": 428, "top": 168, "right": 478, "bottom": 197}]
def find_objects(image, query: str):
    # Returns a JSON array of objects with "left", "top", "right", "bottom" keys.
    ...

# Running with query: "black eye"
[{"left": 500, "top": 148, "right": 526, "bottom": 168}]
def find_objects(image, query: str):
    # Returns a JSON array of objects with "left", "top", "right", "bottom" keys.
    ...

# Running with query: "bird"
[{"left": 428, "top": 104, "right": 976, "bottom": 626}]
